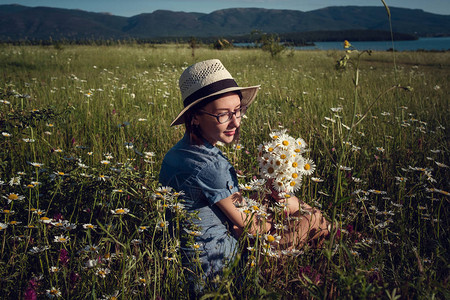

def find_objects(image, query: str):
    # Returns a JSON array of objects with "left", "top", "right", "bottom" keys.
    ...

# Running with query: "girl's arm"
[{"left": 215, "top": 192, "right": 272, "bottom": 235}]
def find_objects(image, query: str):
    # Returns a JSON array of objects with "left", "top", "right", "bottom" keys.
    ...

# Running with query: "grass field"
[{"left": 0, "top": 43, "right": 448, "bottom": 299}]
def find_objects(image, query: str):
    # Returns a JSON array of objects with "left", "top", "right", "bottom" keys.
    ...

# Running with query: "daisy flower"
[
  {"left": 3, "top": 192, "right": 25, "bottom": 203},
  {"left": 53, "top": 235, "right": 70, "bottom": 243},
  {"left": 300, "top": 158, "right": 316, "bottom": 176},
  {"left": 46, "top": 287, "right": 62, "bottom": 298},
  {"left": 111, "top": 208, "right": 129, "bottom": 215},
  {"left": 96, "top": 268, "right": 111, "bottom": 278},
  {"left": 156, "top": 220, "right": 168, "bottom": 230},
  {"left": 83, "top": 223, "right": 97, "bottom": 230},
  {"left": 311, "top": 177, "right": 324, "bottom": 183},
  {"left": 276, "top": 133, "right": 296, "bottom": 150}
]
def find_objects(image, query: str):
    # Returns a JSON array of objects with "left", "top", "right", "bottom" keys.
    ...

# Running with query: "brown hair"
[{"left": 184, "top": 91, "right": 242, "bottom": 145}]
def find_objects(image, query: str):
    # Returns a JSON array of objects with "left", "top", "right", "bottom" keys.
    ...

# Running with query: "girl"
[{"left": 159, "top": 59, "right": 328, "bottom": 286}]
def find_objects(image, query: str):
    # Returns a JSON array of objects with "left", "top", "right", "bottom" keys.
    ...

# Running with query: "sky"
[{"left": 1, "top": 0, "right": 449, "bottom": 16}]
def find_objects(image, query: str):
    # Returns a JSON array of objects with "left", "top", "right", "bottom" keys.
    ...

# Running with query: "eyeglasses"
[{"left": 199, "top": 106, "right": 248, "bottom": 124}]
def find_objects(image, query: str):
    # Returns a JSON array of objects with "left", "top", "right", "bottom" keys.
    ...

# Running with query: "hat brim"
[{"left": 170, "top": 85, "right": 260, "bottom": 126}]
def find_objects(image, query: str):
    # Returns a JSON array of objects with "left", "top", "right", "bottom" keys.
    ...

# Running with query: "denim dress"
[{"left": 159, "top": 133, "right": 240, "bottom": 279}]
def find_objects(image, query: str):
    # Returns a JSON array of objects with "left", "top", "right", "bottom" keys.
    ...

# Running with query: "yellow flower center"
[
  {"left": 116, "top": 209, "right": 125, "bottom": 214},
  {"left": 159, "top": 222, "right": 165, "bottom": 228},
  {"left": 280, "top": 154, "right": 287, "bottom": 159},
  {"left": 292, "top": 173, "right": 298, "bottom": 178},
  {"left": 292, "top": 162, "right": 298, "bottom": 168},
  {"left": 268, "top": 147, "right": 274, "bottom": 152},
  {"left": 304, "top": 164, "right": 311, "bottom": 170},
  {"left": 272, "top": 135, "right": 278, "bottom": 139},
  {"left": 266, "top": 235, "right": 275, "bottom": 243},
  {"left": 8, "top": 194, "right": 19, "bottom": 200},
  {"left": 290, "top": 181, "right": 296, "bottom": 187},
  {"left": 267, "top": 167, "right": 274, "bottom": 174},
  {"left": 58, "top": 172, "right": 65, "bottom": 176},
  {"left": 282, "top": 140, "right": 289, "bottom": 146},
  {"left": 251, "top": 205, "right": 259, "bottom": 211}
]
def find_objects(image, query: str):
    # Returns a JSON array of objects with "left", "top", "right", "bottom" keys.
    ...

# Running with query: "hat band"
[{"left": 183, "top": 78, "right": 238, "bottom": 107}]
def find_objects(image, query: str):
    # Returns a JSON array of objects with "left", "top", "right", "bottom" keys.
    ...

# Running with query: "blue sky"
[{"left": 1, "top": 0, "right": 449, "bottom": 16}]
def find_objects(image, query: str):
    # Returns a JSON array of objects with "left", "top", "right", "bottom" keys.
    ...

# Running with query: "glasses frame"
[{"left": 199, "top": 106, "right": 248, "bottom": 124}]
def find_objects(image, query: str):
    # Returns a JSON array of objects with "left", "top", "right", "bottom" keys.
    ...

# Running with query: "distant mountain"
[{"left": 0, "top": 4, "right": 449, "bottom": 41}]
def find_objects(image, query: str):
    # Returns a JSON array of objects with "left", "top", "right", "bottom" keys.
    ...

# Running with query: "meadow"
[{"left": 0, "top": 43, "right": 448, "bottom": 299}]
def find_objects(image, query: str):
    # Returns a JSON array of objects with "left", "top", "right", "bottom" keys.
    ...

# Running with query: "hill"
[{"left": 0, "top": 4, "right": 449, "bottom": 42}]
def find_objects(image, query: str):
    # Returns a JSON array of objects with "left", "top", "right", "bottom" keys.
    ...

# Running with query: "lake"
[{"left": 236, "top": 37, "right": 450, "bottom": 51}]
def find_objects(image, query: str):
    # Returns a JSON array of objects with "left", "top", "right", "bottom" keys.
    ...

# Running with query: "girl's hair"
[{"left": 184, "top": 91, "right": 242, "bottom": 145}]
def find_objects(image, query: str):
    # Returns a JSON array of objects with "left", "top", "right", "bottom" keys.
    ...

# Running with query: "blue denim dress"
[{"left": 159, "top": 133, "right": 240, "bottom": 279}]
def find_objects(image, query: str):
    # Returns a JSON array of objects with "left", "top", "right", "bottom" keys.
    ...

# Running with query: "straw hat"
[{"left": 170, "top": 59, "right": 260, "bottom": 126}]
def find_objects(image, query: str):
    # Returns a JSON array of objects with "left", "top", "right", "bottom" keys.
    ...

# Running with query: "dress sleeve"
[{"left": 194, "top": 159, "right": 239, "bottom": 205}]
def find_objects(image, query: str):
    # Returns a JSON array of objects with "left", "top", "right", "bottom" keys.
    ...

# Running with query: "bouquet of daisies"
[{"left": 258, "top": 130, "right": 315, "bottom": 194}]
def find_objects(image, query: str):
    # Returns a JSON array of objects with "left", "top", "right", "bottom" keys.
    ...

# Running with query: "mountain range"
[{"left": 0, "top": 4, "right": 449, "bottom": 42}]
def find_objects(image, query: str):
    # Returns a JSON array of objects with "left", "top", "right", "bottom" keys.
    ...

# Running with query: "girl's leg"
[{"left": 278, "top": 196, "right": 329, "bottom": 248}]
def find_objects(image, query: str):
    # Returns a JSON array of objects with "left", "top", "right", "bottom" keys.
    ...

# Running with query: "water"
[
  {"left": 298, "top": 37, "right": 450, "bottom": 51},
  {"left": 236, "top": 37, "right": 450, "bottom": 51}
]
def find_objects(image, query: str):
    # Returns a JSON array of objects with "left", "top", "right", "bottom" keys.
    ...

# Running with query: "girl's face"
[{"left": 194, "top": 93, "right": 241, "bottom": 146}]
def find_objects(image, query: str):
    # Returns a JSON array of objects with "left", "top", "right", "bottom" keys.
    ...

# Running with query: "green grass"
[{"left": 0, "top": 43, "right": 448, "bottom": 299}]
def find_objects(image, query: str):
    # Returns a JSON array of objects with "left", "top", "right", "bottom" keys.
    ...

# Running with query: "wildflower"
[
  {"left": 100, "top": 160, "right": 110, "bottom": 165},
  {"left": 0, "top": 223, "right": 8, "bottom": 230},
  {"left": 83, "top": 223, "right": 97, "bottom": 230},
  {"left": 344, "top": 40, "right": 351, "bottom": 48},
  {"left": 40, "top": 217, "right": 53, "bottom": 224},
  {"left": 234, "top": 144, "right": 243, "bottom": 150},
  {"left": 191, "top": 243, "right": 202, "bottom": 250},
  {"left": 96, "top": 268, "right": 111, "bottom": 278},
  {"left": 3, "top": 192, "right": 25, "bottom": 203},
  {"left": 2, "top": 132, "right": 11, "bottom": 137},
  {"left": 156, "top": 220, "right": 168, "bottom": 230},
  {"left": 311, "top": 177, "right": 324, "bottom": 183},
  {"left": 264, "top": 233, "right": 281, "bottom": 244},
  {"left": 32, "top": 209, "right": 45, "bottom": 216},
  {"left": 104, "top": 153, "right": 113, "bottom": 160},
  {"left": 376, "top": 147, "right": 385, "bottom": 152},
  {"left": 98, "top": 174, "right": 110, "bottom": 181},
  {"left": 9, "top": 176, "right": 21, "bottom": 186},
  {"left": 138, "top": 277, "right": 146, "bottom": 286},
  {"left": 184, "top": 229, "right": 203, "bottom": 236},
  {"left": 369, "top": 189, "right": 387, "bottom": 195},
  {"left": 22, "top": 138, "right": 35, "bottom": 143},
  {"left": 53, "top": 235, "right": 70, "bottom": 243},
  {"left": 49, "top": 266, "right": 60, "bottom": 273},
  {"left": 339, "top": 165, "right": 352, "bottom": 171},
  {"left": 300, "top": 158, "right": 316, "bottom": 175},
  {"left": 111, "top": 208, "right": 129, "bottom": 215},
  {"left": 30, "top": 162, "right": 44, "bottom": 167},
  {"left": 164, "top": 256, "right": 177, "bottom": 262},
  {"left": 46, "top": 287, "right": 62, "bottom": 298},
  {"left": 352, "top": 177, "right": 363, "bottom": 183},
  {"left": 435, "top": 161, "right": 448, "bottom": 168}
]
